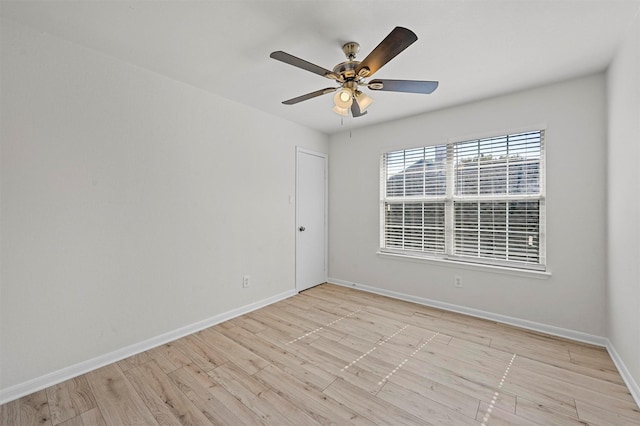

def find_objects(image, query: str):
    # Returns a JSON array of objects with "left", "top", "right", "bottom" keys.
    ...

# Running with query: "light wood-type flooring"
[{"left": 2, "top": 283, "right": 640, "bottom": 425}]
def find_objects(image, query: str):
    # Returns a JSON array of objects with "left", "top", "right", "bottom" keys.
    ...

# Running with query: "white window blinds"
[
  {"left": 382, "top": 146, "right": 447, "bottom": 255},
  {"left": 380, "top": 130, "right": 545, "bottom": 270}
]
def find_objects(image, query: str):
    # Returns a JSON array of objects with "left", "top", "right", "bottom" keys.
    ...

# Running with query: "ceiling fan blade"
[
  {"left": 368, "top": 79, "right": 439, "bottom": 94},
  {"left": 356, "top": 27, "right": 418, "bottom": 78},
  {"left": 351, "top": 102, "right": 368, "bottom": 118},
  {"left": 270, "top": 51, "right": 339, "bottom": 79},
  {"left": 282, "top": 87, "right": 337, "bottom": 105}
]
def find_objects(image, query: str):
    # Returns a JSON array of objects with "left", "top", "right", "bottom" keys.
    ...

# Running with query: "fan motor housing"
[{"left": 333, "top": 61, "right": 360, "bottom": 79}]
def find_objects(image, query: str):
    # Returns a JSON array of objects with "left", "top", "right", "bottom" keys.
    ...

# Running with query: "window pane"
[
  {"left": 384, "top": 202, "right": 445, "bottom": 253},
  {"left": 382, "top": 130, "right": 544, "bottom": 269},
  {"left": 454, "top": 202, "right": 479, "bottom": 256},
  {"left": 479, "top": 202, "right": 507, "bottom": 259},
  {"left": 454, "top": 201, "right": 540, "bottom": 264},
  {"left": 508, "top": 200, "right": 540, "bottom": 263},
  {"left": 454, "top": 140, "right": 480, "bottom": 195},
  {"left": 454, "top": 131, "right": 542, "bottom": 196},
  {"left": 385, "top": 146, "right": 446, "bottom": 197}
]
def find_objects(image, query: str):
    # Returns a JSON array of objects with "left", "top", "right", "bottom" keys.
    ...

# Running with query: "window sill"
[{"left": 376, "top": 251, "right": 552, "bottom": 280}]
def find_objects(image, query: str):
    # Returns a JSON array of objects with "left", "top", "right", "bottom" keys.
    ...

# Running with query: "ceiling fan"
[{"left": 269, "top": 27, "right": 438, "bottom": 118}]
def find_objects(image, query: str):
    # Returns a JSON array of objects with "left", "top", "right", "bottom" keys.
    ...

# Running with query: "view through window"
[{"left": 380, "top": 130, "right": 545, "bottom": 270}]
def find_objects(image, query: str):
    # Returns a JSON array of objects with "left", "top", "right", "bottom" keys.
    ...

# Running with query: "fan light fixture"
[
  {"left": 270, "top": 27, "right": 439, "bottom": 117},
  {"left": 331, "top": 89, "right": 373, "bottom": 117},
  {"left": 333, "top": 88, "right": 353, "bottom": 109},
  {"left": 354, "top": 91, "right": 374, "bottom": 112},
  {"left": 332, "top": 105, "right": 349, "bottom": 116}
]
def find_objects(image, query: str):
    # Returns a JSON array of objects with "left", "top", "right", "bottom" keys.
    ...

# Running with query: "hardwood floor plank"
[
  {"left": 225, "top": 315, "right": 269, "bottom": 334},
  {"left": 255, "top": 321, "right": 313, "bottom": 347},
  {"left": 47, "top": 375, "right": 97, "bottom": 426},
  {"left": 369, "top": 341, "right": 518, "bottom": 413},
  {"left": 310, "top": 284, "right": 443, "bottom": 318},
  {"left": 569, "top": 347, "right": 620, "bottom": 374},
  {"left": 323, "top": 377, "right": 430, "bottom": 426},
  {"left": 387, "top": 368, "right": 482, "bottom": 419},
  {"left": 412, "top": 312, "right": 493, "bottom": 346},
  {"left": 254, "top": 363, "right": 375, "bottom": 425},
  {"left": 116, "top": 352, "right": 152, "bottom": 372},
  {"left": 173, "top": 362, "right": 266, "bottom": 426},
  {"left": 124, "top": 360, "right": 212, "bottom": 426},
  {"left": 279, "top": 300, "right": 345, "bottom": 325},
  {"left": 575, "top": 398, "right": 640, "bottom": 425},
  {"left": 217, "top": 324, "right": 336, "bottom": 390},
  {"left": 80, "top": 408, "right": 106, "bottom": 426},
  {"left": 0, "top": 399, "right": 21, "bottom": 425},
  {"left": 145, "top": 350, "right": 182, "bottom": 375},
  {"left": 146, "top": 342, "right": 192, "bottom": 372},
  {"left": 276, "top": 301, "right": 359, "bottom": 334},
  {"left": 57, "top": 415, "right": 84, "bottom": 426},
  {"left": 337, "top": 331, "right": 417, "bottom": 360},
  {"left": 3, "top": 284, "right": 638, "bottom": 425},
  {"left": 85, "top": 364, "right": 158, "bottom": 425},
  {"left": 172, "top": 335, "right": 226, "bottom": 372},
  {"left": 248, "top": 309, "right": 315, "bottom": 341},
  {"left": 515, "top": 395, "right": 586, "bottom": 425},
  {"left": 426, "top": 339, "right": 515, "bottom": 373},
  {"left": 327, "top": 345, "right": 396, "bottom": 394},
  {"left": 196, "top": 327, "right": 270, "bottom": 375},
  {"left": 516, "top": 347, "right": 624, "bottom": 385},
  {"left": 46, "top": 381, "right": 75, "bottom": 425},
  {"left": 287, "top": 292, "right": 339, "bottom": 311},
  {"left": 205, "top": 378, "right": 269, "bottom": 426},
  {"left": 57, "top": 407, "right": 105, "bottom": 426},
  {"left": 507, "top": 362, "right": 637, "bottom": 417},
  {"left": 414, "top": 346, "right": 511, "bottom": 392},
  {"left": 323, "top": 316, "right": 386, "bottom": 344},
  {"left": 447, "top": 336, "right": 516, "bottom": 363},
  {"left": 68, "top": 376, "right": 97, "bottom": 416},
  {"left": 19, "top": 390, "right": 52, "bottom": 426},
  {"left": 208, "top": 362, "right": 315, "bottom": 426},
  {"left": 491, "top": 335, "right": 572, "bottom": 363},
  {"left": 284, "top": 337, "right": 358, "bottom": 376},
  {"left": 377, "top": 380, "right": 481, "bottom": 425},
  {"left": 360, "top": 304, "right": 419, "bottom": 324},
  {"left": 475, "top": 400, "right": 539, "bottom": 426},
  {"left": 501, "top": 368, "right": 580, "bottom": 417},
  {"left": 261, "top": 305, "right": 348, "bottom": 342},
  {"left": 168, "top": 365, "right": 248, "bottom": 425},
  {"left": 258, "top": 389, "right": 323, "bottom": 426}
]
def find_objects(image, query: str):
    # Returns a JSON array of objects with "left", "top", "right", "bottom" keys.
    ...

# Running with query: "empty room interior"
[{"left": 1, "top": 1, "right": 640, "bottom": 425}]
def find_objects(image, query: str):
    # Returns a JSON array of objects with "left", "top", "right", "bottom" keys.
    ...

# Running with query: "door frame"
[{"left": 295, "top": 147, "right": 328, "bottom": 292}]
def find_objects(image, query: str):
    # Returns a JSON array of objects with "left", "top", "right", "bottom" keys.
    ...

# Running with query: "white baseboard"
[
  {"left": 606, "top": 340, "right": 640, "bottom": 409},
  {"left": 0, "top": 289, "right": 296, "bottom": 405},
  {"left": 5, "top": 281, "right": 639, "bottom": 411},
  {"left": 329, "top": 277, "right": 640, "bottom": 408},
  {"left": 328, "top": 277, "right": 607, "bottom": 346}
]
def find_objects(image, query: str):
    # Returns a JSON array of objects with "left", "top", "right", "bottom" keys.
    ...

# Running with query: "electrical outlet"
[
  {"left": 454, "top": 275, "right": 462, "bottom": 288},
  {"left": 243, "top": 275, "right": 250, "bottom": 288}
]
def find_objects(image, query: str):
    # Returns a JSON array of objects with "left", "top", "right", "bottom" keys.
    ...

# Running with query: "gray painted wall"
[
  {"left": 607, "top": 14, "right": 640, "bottom": 394},
  {"left": 0, "top": 19, "right": 328, "bottom": 390},
  {"left": 329, "top": 74, "right": 607, "bottom": 336}
]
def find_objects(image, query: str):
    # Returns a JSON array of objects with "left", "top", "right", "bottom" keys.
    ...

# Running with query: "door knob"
[{"left": 299, "top": 226, "right": 306, "bottom": 232}]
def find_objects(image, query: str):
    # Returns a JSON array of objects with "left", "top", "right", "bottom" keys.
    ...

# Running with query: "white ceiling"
[{"left": 2, "top": 1, "right": 639, "bottom": 135}]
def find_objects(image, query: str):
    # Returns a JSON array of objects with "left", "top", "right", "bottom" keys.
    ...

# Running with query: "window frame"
[{"left": 379, "top": 129, "right": 546, "bottom": 272}]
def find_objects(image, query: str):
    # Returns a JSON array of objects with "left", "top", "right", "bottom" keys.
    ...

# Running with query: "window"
[{"left": 380, "top": 130, "right": 545, "bottom": 270}]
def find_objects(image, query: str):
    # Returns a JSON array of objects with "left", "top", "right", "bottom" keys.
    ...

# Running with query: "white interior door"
[{"left": 296, "top": 148, "right": 327, "bottom": 292}]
